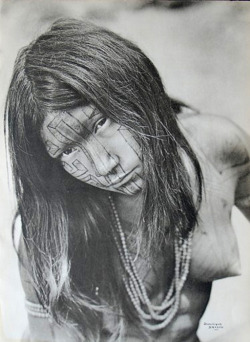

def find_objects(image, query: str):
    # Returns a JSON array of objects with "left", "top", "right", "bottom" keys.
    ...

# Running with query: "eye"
[
  {"left": 94, "top": 117, "right": 107, "bottom": 133},
  {"left": 61, "top": 146, "right": 77, "bottom": 157}
]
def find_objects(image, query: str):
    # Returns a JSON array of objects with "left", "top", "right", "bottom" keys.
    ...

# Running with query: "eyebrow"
[{"left": 84, "top": 107, "right": 100, "bottom": 121}]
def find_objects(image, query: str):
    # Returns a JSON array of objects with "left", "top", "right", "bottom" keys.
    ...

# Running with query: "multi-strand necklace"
[{"left": 108, "top": 195, "right": 192, "bottom": 331}]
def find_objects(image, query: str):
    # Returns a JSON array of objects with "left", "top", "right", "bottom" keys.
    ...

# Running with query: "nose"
[{"left": 88, "top": 143, "right": 119, "bottom": 177}]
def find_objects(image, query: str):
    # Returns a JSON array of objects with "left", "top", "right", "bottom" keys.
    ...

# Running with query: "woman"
[{"left": 5, "top": 18, "right": 250, "bottom": 342}]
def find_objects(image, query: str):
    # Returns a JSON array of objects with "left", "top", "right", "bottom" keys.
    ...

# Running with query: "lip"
[{"left": 110, "top": 169, "right": 136, "bottom": 188}]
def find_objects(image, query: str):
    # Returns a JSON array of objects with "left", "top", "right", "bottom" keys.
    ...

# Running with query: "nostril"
[{"left": 109, "top": 167, "right": 118, "bottom": 176}]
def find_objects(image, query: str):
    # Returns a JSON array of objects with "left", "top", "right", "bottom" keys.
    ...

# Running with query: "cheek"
[
  {"left": 113, "top": 127, "right": 141, "bottom": 160},
  {"left": 62, "top": 157, "right": 111, "bottom": 190},
  {"left": 61, "top": 151, "right": 109, "bottom": 189},
  {"left": 61, "top": 153, "right": 92, "bottom": 180}
]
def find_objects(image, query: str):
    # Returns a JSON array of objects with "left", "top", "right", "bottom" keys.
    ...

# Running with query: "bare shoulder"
[
  {"left": 18, "top": 228, "right": 40, "bottom": 303},
  {"left": 179, "top": 113, "right": 250, "bottom": 173}
]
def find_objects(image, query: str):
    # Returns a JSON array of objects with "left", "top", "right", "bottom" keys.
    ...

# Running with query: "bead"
[
  {"left": 25, "top": 300, "right": 50, "bottom": 318},
  {"left": 108, "top": 195, "right": 192, "bottom": 331},
  {"left": 95, "top": 286, "right": 99, "bottom": 296}
]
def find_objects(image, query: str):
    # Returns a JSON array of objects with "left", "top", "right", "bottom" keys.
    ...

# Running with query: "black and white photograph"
[{"left": 0, "top": 1, "right": 250, "bottom": 341}]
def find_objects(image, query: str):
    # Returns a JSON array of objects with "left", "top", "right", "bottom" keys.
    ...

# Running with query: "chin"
[{"left": 121, "top": 179, "right": 143, "bottom": 195}]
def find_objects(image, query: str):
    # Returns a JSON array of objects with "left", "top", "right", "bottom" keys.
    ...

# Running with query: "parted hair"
[{"left": 5, "top": 18, "right": 202, "bottom": 341}]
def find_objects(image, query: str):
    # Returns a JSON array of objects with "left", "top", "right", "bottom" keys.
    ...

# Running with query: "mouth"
[{"left": 110, "top": 169, "right": 136, "bottom": 188}]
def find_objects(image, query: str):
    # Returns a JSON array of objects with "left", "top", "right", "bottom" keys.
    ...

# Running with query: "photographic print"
[{"left": 0, "top": 1, "right": 250, "bottom": 341}]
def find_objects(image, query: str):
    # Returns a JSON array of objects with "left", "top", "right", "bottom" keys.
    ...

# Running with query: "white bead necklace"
[{"left": 108, "top": 195, "right": 192, "bottom": 331}]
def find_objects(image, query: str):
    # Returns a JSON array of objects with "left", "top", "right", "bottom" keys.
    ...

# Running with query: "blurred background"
[{"left": 0, "top": 1, "right": 250, "bottom": 341}]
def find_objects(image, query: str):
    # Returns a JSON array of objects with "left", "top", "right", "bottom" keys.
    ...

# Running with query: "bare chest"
[
  {"left": 108, "top": 224, "right": 211, "bottom": 341},
  {"left": 111, "top": 251, "right": 211, "bottom": 341}
]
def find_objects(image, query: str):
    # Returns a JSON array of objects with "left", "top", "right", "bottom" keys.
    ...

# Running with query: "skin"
[
  {"left": 21, "top": 107, "right": 250, "bottom": 342},
  {"left": 41, "top": 106, "right": 143, "bottom": 196}
]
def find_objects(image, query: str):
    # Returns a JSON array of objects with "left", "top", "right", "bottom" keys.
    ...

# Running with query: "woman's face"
[{"left": 41, "top": 105, "right": 143, "bottom": 195}]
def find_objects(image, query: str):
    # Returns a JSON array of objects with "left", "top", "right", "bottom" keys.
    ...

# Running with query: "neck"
[{"left": 112, "top": 190, "right": 143, "bottom": 225}]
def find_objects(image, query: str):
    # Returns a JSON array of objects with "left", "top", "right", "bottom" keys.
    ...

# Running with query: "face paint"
[{"left": 41, "top": 105, "right": 143, "bottom": 195}]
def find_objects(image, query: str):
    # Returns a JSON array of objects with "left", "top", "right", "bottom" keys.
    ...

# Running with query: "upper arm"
[
  {"left": 181, "top": 114, "right": 250, "bottom": 219},
  {"left": 200, "top": 115, "right": 250, "bottom": 219},
  {"left": 232, "top": 126, "right": 250, "bottom": 219},
  {"left": 18, "top": 234, "right": 81, "bottom": 342},
  {"left": 18, "top": 234, "right": 40, "bottom": 303},
  {"left": 18, "top": 234, "right": 55, "bottom": 342}
]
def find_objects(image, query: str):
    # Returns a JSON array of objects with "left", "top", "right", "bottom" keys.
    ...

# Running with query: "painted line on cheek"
[
  {"left": 85, "top": 137, "right": 118, "bottom": 182},
  {"left": 132, "top": 181, "right": 142, "bottom": 191},
  {"left": 117, "top": 126, "right": 142, "bottom": 161},
  {"left": 72, "top": 159, "right": 88, "bottom": 173},
  {"left": 120, "top": 184, "right": 137, "bottom": 195},
  {"left": 62, "top": 159, "right": 89, "bottom": 180},
  {"left": 78, "top": 174, "right": 109, "bottom": 187},
  {"left": 62, "top": 161, "right": 74, "bottom": 173}
]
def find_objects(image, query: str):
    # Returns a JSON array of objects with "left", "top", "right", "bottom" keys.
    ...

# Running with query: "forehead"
[{"left": 42, "top": 105, "right": 97, "bottom": 128}]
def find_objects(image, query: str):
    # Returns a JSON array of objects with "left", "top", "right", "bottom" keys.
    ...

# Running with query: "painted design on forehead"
[
  {"left": 47, "top": 111, "right": 86, "bottom": 144},
  {"left": 44, "top": 140, "right": 61, "bottom": 156}
]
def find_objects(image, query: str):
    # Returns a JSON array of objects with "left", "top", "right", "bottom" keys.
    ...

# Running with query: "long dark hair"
[{"left": 5, "top": 18, "right": 202, "bottom": 341}]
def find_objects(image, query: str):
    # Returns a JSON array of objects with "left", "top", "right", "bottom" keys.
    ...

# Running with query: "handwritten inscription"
[{"left": 203, "top": 322, "right": 223, "bottom": 331}]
